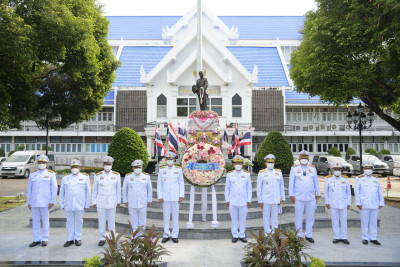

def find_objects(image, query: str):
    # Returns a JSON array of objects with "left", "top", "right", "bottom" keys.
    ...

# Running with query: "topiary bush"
[
  {"left": 327, "top": 147, "right": 341, "bottom": 157},
  {"left": 8, "top": 150, "right": 15, "bottom": 157},
  {"left": 18, "top": 145, "right": 25, "bottom": 151},
  {"left": 345, "top": 147, "right": 356, "bottom": 160},
  {"left": 41, "top": 145, "right": 52, "bottom": 151},
  {"left": 0, "top": 148, "right": 5, "bottom": 157},
  {"left": 108, "top": 127, "right": 149, "bottom": 176},
  {"left": 377, "top": 149, "right": 390, "bottom": 155},
  {"left": 256, "top": 131, "right": 293, "bottom": 174},
  {"left": 365, "top": 147, "right": 377, "bottom": 155}
]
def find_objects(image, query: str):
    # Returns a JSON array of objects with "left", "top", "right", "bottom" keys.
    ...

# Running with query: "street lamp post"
[
  {"left": 346, "top": 103, "right": 375, "bottom": 174},
  {"left": 35, "top": 108, "right": 61, "bottom": 156}
]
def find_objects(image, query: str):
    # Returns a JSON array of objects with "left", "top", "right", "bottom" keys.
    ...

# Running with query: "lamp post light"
[
  {"left": 35, "top": 108, "right": 62, "bottom": 156},
  {"left": 346, "top": 103, "right": 375, "bottom": 174}
]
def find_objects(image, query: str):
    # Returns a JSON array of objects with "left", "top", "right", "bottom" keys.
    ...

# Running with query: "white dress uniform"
[
  {"left": 26, "top": 159, "right": 57, "bottom": 243},
  {"left": 355, "top": 164, "right": 384, "bottom": 242},
  {"left": 257, "top": 168, "right": 285, "bottom": 235},
  {"left": 324, "top": 174, "right": 351, "bottom": 240},
  {"left": 289, "top": 152, "right": 321, "bottom": 239},
  {"left": 225, "top": 168, "right": 252, "bottom": 238},
  {"left": 92, "top": 168, "right": 121, "bottom": 240},
  {"left": 157, "top": 164, "right": 184, "bottom": 238},
  {"left": 122, "top": 170, "right": 152, "bottom": 233},
  {"left": 59, "top": 167, "right": 91, "bottom": 242}
]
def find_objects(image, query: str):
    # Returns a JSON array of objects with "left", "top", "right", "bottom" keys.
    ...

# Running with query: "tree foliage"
[
  {"left": 327, "top": 147, "right": 341, "bottom": 157},
  {"left": 0, "top": 148, "right": 4, "bottom": 157},
  {"left": 365, "top": 147, "right": 377, "bottom": 155},
  {"left": 0, "top": 0, "right": 120, "bottom": 131},
  {"left": 290, "top": 0, "right": 400, "bottom": 131},
  {"left": 377, "top": 149, "right": 390, "bottom": 155},
  {"left": 18, "top": 145, "right": 24, "bottom": 151},
  {"left": 345, "top": 147, "right": 356, "bottom": 160},
  {"left": 256, "top": 131, "right": 293, "bottom": 173},
  {"left": 108, "top": 127, "right": 149, "bottom": 176}
]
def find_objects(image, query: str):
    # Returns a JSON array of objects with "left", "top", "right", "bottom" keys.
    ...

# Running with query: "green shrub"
[
  {"left": 83, "top": 255, "right": 101, "bottom": 267},
  {"left": 18, "top": 145, "right": 25, "bottom": 151},
  {"left": 224, "top": 163, "right": 235, "bottom": 172},
  {"left": 365, "top": 147, "right": 377, "bottom": 155},
  {"left": 327, "top": 147, "right": 341, "bottom": 157},
  {"left": 0, "top": 148, "right": 5, "bottom": 157},
  {"left": 8, "top": 150, "right": 15, "bottom": 157},
  {"left": 256, "top": 131, "right": 293, "bottom": 173},
  {"left": 377, "top": 149, "right": 390, "bottom": 155},
  {"left": 41, "top": 145, "right": 52, "bottom": 151},
  {"left": 345, "top": 147, "right": 356, "bottom": 160},
  {"left": 108, "top": 127, "right": 149, "bottom": 176},
  {"left": 308, "top": 257, "right": 326, "bottom": 267}
]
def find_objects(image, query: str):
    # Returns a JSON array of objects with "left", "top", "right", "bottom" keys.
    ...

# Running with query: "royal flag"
[
  {"left": 154, "top": 126, "right": 166, "bottom": 156},
  {"left": 223, "top": 124, "right": 229, "bottom": 144},
  {"left": 167, "top": 122, "right": 178, "bottom": 153},
  {"left": 229, "top": 123, "right": 239, "bottom": 155},
  {"left": 178, "top": 122, "right": 184, "bottom": 143},
  {"left": 236, "top": 126, "right": 251, "bottom": 155}
]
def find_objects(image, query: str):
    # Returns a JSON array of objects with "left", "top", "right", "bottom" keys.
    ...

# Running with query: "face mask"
[
  {"left": 38, "top": 164, "right": 46, "bottom": 170},
  {"left": 300, "top": 159, "right": 308, "bottom": 165},
  {"left": 364, "top": 169, "right": 373, "bottom": 176},
  {"left": 166, "top": 160, "right": 174, "bottom": 166},
  {"left": 134, "top": 168, "right": 142, "bottom": 175},
  {"left": 235, "top": 165, "right": 242, "bottom": 171},
  {"left": 104, "top": 165, "right": 112, "bottom": 172},
  {"left": 267, "top": 163, "right": 274, "bottom": 170},
  {"left": 333, "top": 171, "right": 341, "bottom": 177},
  {"left": 71, "top": 168, "right": 80, "bottom": 175}
]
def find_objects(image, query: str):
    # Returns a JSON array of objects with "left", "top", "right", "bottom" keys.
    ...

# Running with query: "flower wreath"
[{"left": 181, "top": 142, "right": 226, "bottom": 187}]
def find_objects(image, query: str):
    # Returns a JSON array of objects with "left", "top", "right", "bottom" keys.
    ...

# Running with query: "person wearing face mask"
[
  {"left": 324, "top": 162, "right": 351, "bottom": 244},
  {"left": 157, "top": 152, "right": 184, "bottom": 243},
  {"left": 122, "top": 160, "right": 152, "bottom": 234},
  {"left": 289, "top": 150, "right": 321, "bottom": 243},
  {"left": 225, "top": 155, "right": 252, "bottom": 243},
  {"left": 26, "top": 155, "right": 57, "bottom": 247},
  {"left": 257, "top": 154, "right": 285, "bottom": 236},
  {"left": 59, "top": 160, "right": 91, "bottom": 247},
  {"left": 92, "top": 156, "right": 121, "bottom": 246},
  {"left": 355, "top": 160, "right": 384, "bottom": 245}
]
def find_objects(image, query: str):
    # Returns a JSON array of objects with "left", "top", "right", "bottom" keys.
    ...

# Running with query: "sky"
[{"left": 96, "top": 0, "right": 317, "bottom": 16}]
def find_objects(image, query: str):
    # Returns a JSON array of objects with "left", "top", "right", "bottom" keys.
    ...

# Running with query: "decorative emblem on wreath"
[{"left": 181, "top": 142, "right": 226, "bottom": 187}]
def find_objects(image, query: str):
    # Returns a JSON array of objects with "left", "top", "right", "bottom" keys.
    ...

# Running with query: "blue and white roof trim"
[{"left": 285, "top": 91, "right": 363, "bottom": 105}]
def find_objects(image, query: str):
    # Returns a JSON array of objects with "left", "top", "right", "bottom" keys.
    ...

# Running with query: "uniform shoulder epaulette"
[
  {"left": 160, "top": 166, "right": 166, "bottom": 169},
  {"left": 48, "top": 170, "right": 55, "bottom": 173},
  {"left": 259, "top": 169, "right": 265, "bottom": 173},
  {"left": 342, "top": 175, "right": 348, "bottom": 178},
  {"left": 63, "top": 173, "right": 69, "bottom": 176},
  {"left": 227, "top": 170, "right": 234, "bottom": 173},
  {"left": 112, "top": 171, "right": 119, "bottom": 175},
  {"left": 308, "top": 164, "right": 316, "bottom": 168},
  {"left": 275, "top": 169, "right": 281, "bottom": 172},
  {"left": 373, "top": 174, "right": 379, "bottom": 178},
  {"left": 293, "top": 163, "right": 299, "bottom": 167},
  {"left": 359, "top": 174, "right": 365, "bottom": 177},
  {"left": 243, "top": 170, "right": 249, "bottom": 173},
  {"left": 95, "top": 171, "right": 102, "bottom": 176},
  {"left": 81, "top": 172, "right": 89, "bottom": 176},
  {"left": 143, "top": 172, "right": 149, "bottom": 175},
  {"left": 326, "top": 175, "right": 332, "bottom": 178},
  {"left": 174, "top": 165, "right": 181, "bottom": 168},
  {"left": 126, "top": 172, "right": 133, "bottom": 176},
  {"left": 32, "top": 170, "right": 37, "bottom": 173}
]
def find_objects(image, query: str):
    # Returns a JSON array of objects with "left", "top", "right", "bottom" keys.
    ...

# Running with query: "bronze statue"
[{"left": 192, "top": 71, "right": 208, "bottom": 110}]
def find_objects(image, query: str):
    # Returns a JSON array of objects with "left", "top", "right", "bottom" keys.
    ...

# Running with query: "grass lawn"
[{"left": 0, "top": 196, "right": 26, "bottom": 212}]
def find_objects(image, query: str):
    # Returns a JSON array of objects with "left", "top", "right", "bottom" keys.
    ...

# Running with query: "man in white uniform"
[
  {"left": 59, "top": 160, "right": 91, "bottom": 247},
  {"left": 257, "top": 154, "right": 285, "bottom": 236},
  {"left": 324, "top": 161, "right": 351, "bottom": 244},
  {"left": 225, "top": 155, "right": 252, "bottom": 243},
  {"left": 92, "top": 156, "right": 121, "bottom": 246},
  {"left": 26, "top": 155, "right": 57, "bottom": 247},
  {"left": 289, "top": 150, "right": 321, "bottom": 243},
  {"left": 355, "top": 160, "right": 384, "bottom": 245},
  {"left": 123, "top": 159, "right": 152, "bottom": 234},
  {"left": 157, "top": 152, "right": 184, "bottom": 243}
]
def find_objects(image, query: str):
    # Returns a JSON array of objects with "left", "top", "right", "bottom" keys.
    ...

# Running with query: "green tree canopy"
[
  {"left": 0, "top": 0, "right": 120, "bottom": 131},
  {"left": 327, "top": 147, "right": 341, "bottom": 157},
  {"left": 365, "top": 147, "right": 377, "bottom": 155},
  {"left": 377, "top": 149, "right": 390, "bottom": 155},
  {"left": 18, "top": 145, "right": 25, "bottom": 151},
  {"left": 108, "top": 127, "right": 149, "bottom": 176},
  {"left": 256, "top": 131, "right": 293, "bottom": 173},
  {"left": 290, "top": 0, "right": 400, "bottom": 131},
  {"left": 345, "top": 147, "right": 356, "bottom": 160}
]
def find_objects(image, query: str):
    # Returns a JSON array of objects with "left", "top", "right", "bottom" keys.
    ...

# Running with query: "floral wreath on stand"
[{"left": 181, "top": 142, "right": 226, "bottom": 187}]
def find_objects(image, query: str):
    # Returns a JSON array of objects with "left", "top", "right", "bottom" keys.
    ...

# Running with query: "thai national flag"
[
  {"left": 223, "top": 124, "right": 229, "bottom": 144},
  {"left": 154, "top": 126, "right": 166, "bottom": 156},
  {"left": 178, "top": 122, "right": 184, "bottom": 143},
  {"left": 236, "top": 126, "right": 251, "bottom": 155},
  {"left": 229, "top": 123, "right": 239, "bottom": 155},
  {"left": 167, "top": 122, "right": 178, "bottom": 153}
]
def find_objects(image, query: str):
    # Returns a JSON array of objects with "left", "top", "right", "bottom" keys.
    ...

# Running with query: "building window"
[
  {"left": 208, "top": 98, "right": 222, "bottom": 116},
  {"left": 232, "top": 94, "right": 242, "bottom": 117},
  {"left": 157, "top": 94, "right": 167, "bottom": 117},
  {"left": 177, "top": 98, "right": 196, "bottom": 117}
]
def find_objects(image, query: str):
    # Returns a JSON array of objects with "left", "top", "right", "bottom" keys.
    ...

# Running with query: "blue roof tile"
[{"left": 285, "top": 91, "right": 363, "bottom": 105}]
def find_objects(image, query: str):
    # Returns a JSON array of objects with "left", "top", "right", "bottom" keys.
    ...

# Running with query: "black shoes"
[
  {"left": 232, "top": 238, "right": 238, "bottom": 243},
  {"left": 161, "top": 237, "right": 170, "bottom": 243},
  {"left": 341, "top": 239, "right": 350, "bottom": 245},
  {"left": 370, "top": 240, "right": 381, "bottom": 245},
  {"left": 305, "top": 237, "right": 314, "bottom": 243},
  {"left": 239, "top": 238, "right": 248, "bottom": 243},
  {"left": 332, "top": 239, "right": 339, "bottom": 244},
  {"left": 98, "top": 240, "right": 106, "bottom": 246},
  {"left": 362, "top": 239, "right": 368, "bottom": 245},
  {"left": 29, "top": 241, "right": 41, "bottom": 247},
  {"left": 64, "top": 241, "right": 74, "bottom": 247},
  {"left": 171, "top": 238, "right": 179, "bottom": 243},
  {"left": 75, "top": 240, "right": 82, "bottom": 246},
  {"left": 41, "top": 241, "right": 48, "bottom": 246}
]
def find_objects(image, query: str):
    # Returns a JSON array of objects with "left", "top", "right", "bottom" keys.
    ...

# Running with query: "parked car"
[
  {"left": 0, "top": 157, "right": 7, "bottom": 166},
  {"left": 0, "top": 151, "right": 55, "bottom": 178},
  {"left": 347, "top": 154, "right": 389, "bottom": 177},
  {"left": 393, "top": 162, "right": 400, "bottom": 177},
  {"left": 376, "top": 154, "right": 400, "bottom": 175},
  {"left": 312, "top": 155, "right": 354, "bottom": 177}
]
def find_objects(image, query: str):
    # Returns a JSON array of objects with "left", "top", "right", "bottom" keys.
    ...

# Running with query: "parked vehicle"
[
  {"left": 347, "top": 154, "right": 389, "bottom": 177},
  {"left": 376, "top": 154, "right": 400, "bottom": 175},
  {"left": 312, "top": 155, "right": 354, "bottom": 177},
  {"left": 0, "top": 151, "right": 55, "bottom": 178},
  {"left": 0, "top": 157, "right": 7, "bottom": 166},
  {"left": 393, "top": 162, "right": 400, "bottom": 177}
]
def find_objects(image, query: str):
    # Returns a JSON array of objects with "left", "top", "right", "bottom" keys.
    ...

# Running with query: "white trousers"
[
  {"left": 330, "top": 208, "right": 347, "bottom": 239},
  {"left": 31, "top": 207, "right": 50, "bottom": 242},
  {"left": 163, "top": 201, "right": 179, "bottom": 238},
  {"left": 229, "top": 205, "right": 248, "bottom": 238},
  {"left": 65, "top": 210, "right": 84, "bottom": 241},
  {"left": 295, "top": 200, "right": 316, "bottom": 238},
  {"left": 263, "top": 204, "right": 279, "bottom": 235},
  {"left": 97, "top": 208, "right": 116, "bottom": 240},
  {"left": 129, "top": 207, "right": 147, "bottom": 233},
  {"left": 360, "top": 208, "right": 378, "bottom": 240}
]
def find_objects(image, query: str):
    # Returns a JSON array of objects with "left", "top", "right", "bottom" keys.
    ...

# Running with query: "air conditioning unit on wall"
[
  {"left": 295, "top": 125, "right": 302, "bottom": 131},
  {"left": 74, "top": 125, "right": 80, "bottom": 131},
  {"left": 319, "top": 124, "right": 327, "bottom": 131},
  {"left": 308, "top": 124, "right": 318, "bottom": 131},
  {"left": 331, "top": 123, "right": 339, "bottom": 131},
  {"left": 106, "top": 125, "right": 113, "bottom": 131}
]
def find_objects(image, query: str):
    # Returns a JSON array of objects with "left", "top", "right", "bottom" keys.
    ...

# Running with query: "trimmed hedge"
[
  {"left": 365, "top": 147, "right": 377, "bottom": 155},
  {"left": 255, "top": 131, "right": 293, "bottom": 173},
  {"left": 327, "top": 147, "right": 341, "bottom": 157},
  {"left": 377, "top": 149, "right": 390, "bottom": 155},
  {"left": 108, "top": 127, "right": 149, "bottom": 176},
  {"left": 345, "top": 147, "right": 356, "bottom": 160}
]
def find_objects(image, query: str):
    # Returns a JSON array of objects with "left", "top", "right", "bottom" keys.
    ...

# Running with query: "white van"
[{"left": 0, "top": 151, "right": 55, "bottom": 178}]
